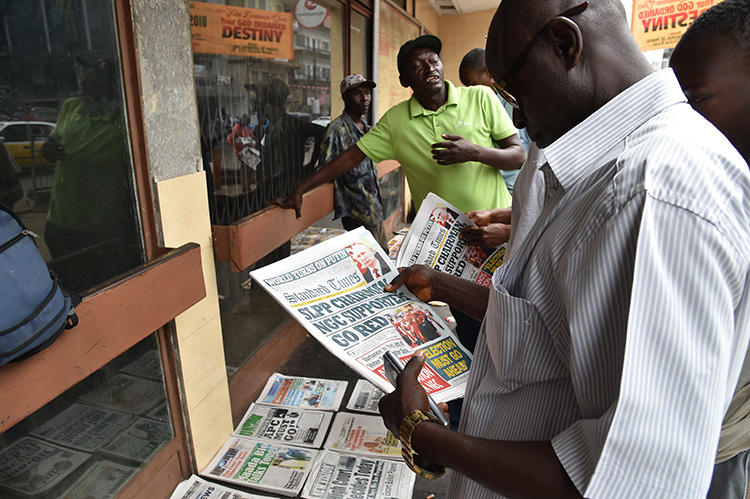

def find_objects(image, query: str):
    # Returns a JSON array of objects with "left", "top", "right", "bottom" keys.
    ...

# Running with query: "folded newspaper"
[
  {"left": 60, "top": 459, "right": 135, "bottom": 499},
  {"left": 100, "top": 417, "right": 171, "bottom": 464},
  {"left": 301, "top": 450, "right": 415, "bottom": 499},
  {"left": 202, "top": 436, "right": 318, "bottom": 497},
  {"left": 256, "top": 373, "right": 347, "bottom": 411},
  {"left": 234, "top": 403, "right": 333, "bottom": 448},
  {"left": 30, "top": 402, "right": 133, "bottom": 452},
  {"left": 324, "top": 412, "right": 402, "bottom": 459},
  {"left": 396, "top": 192, "right": 506, "bottom": 287},
  {"left": 249, "top": 227, "right": 472, "bottom": 403},
  {"left": 346, "top": 380, "right": 384, "bottom": 414},
  {"left": 0, "top": 436, "right": 90, "bottom": 497},
  {"left": 170, "top": 474, "right": 278, "bottom": 499}
]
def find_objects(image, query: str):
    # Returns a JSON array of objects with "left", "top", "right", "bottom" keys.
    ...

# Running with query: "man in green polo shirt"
[{"left": 274, "top": 34, "right": 525, "bottom": 217}]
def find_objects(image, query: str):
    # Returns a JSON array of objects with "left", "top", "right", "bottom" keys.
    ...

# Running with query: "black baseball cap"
[{"left": 397, "top": 34, "right": 442, "bottom": 75}]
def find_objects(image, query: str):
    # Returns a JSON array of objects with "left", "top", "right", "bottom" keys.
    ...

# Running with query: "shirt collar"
[
  {"left": 409, "top": 80, "right": 459, "bottom": 118},
  {"left": 342, "top": 111, "right": 369, "bottom": 134},
  {"left": 542, "top": 69, "right": 687, "bottom": 191}
]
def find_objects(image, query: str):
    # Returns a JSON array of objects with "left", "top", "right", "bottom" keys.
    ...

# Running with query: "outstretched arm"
[
  {"left": 379, "top": 354, "right": 582, "bottom": 499},
  {"left": 273, "top": 144, "right": 366, "bottom": 217},
  {"left": 431, "top": 134, "right": 525, "bottom": 171}
]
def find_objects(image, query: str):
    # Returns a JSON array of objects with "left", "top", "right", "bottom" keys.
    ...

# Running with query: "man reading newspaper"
[{"left": 378, "top": 0, "right": 750, "bottom": 498}]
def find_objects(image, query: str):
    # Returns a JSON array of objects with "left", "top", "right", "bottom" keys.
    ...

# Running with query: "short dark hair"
[
  {"left": 459, "top": 48, "right": 487, "bottom": 85},
  {"left": 680, "top": 0, "right": 750, "bottom": 48}
]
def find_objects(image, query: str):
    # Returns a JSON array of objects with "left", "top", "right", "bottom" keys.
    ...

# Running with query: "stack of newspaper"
[
  {"left": 171, "top": 373, "right": 412, "bottom": 498},
  {"left": 172, "top": 373, "right": 414, "bottom": 499}
]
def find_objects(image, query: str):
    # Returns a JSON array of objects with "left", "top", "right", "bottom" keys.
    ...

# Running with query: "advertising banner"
[
  {"left": 631, "top": 0, "right": 724, "bottom": 51},
  {"left": 190, "top": 1, "right": 294, "bottom": 60}
]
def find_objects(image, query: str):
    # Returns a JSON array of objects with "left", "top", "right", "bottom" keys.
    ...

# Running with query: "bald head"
[
  {"left": 484, "top": 0, "right": 651, "bottom": 147},
  {"left": 486, "top": 0, "right": 631, "bottom": 82}
]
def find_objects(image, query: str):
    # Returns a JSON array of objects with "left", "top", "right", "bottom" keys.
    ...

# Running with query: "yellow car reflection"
[{"left": 0, "top": 121, "right": 55, "bottom": 166}]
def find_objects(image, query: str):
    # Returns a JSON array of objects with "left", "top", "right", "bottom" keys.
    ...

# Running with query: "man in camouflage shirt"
[{"left": 320, "top": 74, "right": 388, "bottom": 250}]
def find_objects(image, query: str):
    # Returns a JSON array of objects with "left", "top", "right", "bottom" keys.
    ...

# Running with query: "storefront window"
[
  {"left": 378, "top": 167, "right": 402, "bottom": 221},
  {"left": 376, "top": 1, "right": 420, "bottom": 118},
  {"left": 0, "top": 3, "right": 164, "bottom": 497},
  {"left": 0, "top": 0, "right": 144, "bottom": 293},
  {"left": 192, "top": 0, "right": 344, "bottom": 225},
  {"left": 191, "top": 0, "right": 348, "bottom": 375},
  {"left": 0, "top": 335, "right": 173, "bottom": 498}
]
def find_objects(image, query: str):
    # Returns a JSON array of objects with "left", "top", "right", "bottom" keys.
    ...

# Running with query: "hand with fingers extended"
[
  {"left": 272, "top": 187, "right": 304, "bottom": 218},
  {"left": 460, "top": 223, "right": 511, "bottom": 248},
  {"left": 384, "top": 264, "right": 441, "bottom": 303},
  {"left": 378, "top": 351, "right": 433, "bottom": 437},
  {"left": 431, "top": 134, "right": 480, "bottom": 165}
]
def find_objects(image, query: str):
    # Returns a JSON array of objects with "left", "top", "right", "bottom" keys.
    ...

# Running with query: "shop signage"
[
  {"left": 190, "top": 1, "right": 294, "bottom": 60},
  {"left": 295, "top": 0, "right": 328, "bottom": 29},
  {"left": 631, "top": 0, "right": 724, "bottom": 51}
]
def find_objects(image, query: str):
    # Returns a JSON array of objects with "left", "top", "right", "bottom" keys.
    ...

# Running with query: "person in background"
[
  {"left": 274, "top": 34, "right": 525, "bottom": 218},
  {"left": 321, "top": 74, "right": 388, "bottom": 251},
  {"left": 670, "top": 1, "right": 750, "bottom": 496},
  {"left": 379, "top": 0, "right": 750, "bottom": 496},
  {"left": 459, "top": 47, "right": 529, "bottom": 194},
  {"left": 40, "top": 57, "right": 140, "bottom": 289},
  {"left": 248, "top": 78, "right": 325, "bottom": 260}
]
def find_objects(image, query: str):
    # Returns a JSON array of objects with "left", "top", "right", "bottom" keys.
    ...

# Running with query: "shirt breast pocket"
[{"left": 484, "top": 283, "right": 567, "bottom": 392}]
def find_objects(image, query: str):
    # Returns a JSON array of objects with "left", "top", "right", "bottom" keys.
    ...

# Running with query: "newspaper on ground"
[
  {"left": 249, "top": 227, "right": 472, "bottom": 403},
  {"left": 60, "top": 459, "right": 135, "bottom": 499},
  {"left": 396, "top": 192, "right": 506, "bottom": 288},
  {"left": 201, "top": 436, "right": 318, "bottom": 497},
  {"left": 234, "top": 403, "right": 332, "bottom": 448},
  {"left": 30, "top": 403, "right": 133, "bottom": 452},
  {"left": 147, "top": 401, "right": 170, "bottom": 421},
  {"left": 256, "top": 373, "right": 347, "bottom": 411},
  {"left": 323, "top": 412, "right": 401, "bottom": 459},
  {"left": 100, "top": 417, "right": 171, "bottom": 464},
  {"left": 301, "top": 450, "right": 415, "bottom": 499},
  {"left": 120, "top": 348, "right": 163, "bottom": 381},
  {"left": 346, "top": 379, "right": 384, "bottom": 414},
  {"left": 170, "top": 474, "right": 278, "bottom": 499},
  {"left": 79, "top": 373, "right": 164, "bottom": 415},
  {"left": 0, "top": 436, "right": 90, "bottom": 497}
]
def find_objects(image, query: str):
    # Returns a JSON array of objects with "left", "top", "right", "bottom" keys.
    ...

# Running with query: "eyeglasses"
[{"left": 492, "top": 1, "right": 589, "bottom": 110}]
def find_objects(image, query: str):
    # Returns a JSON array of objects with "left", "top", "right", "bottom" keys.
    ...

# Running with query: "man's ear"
[
  {"left": 399, "top": 74, "right": 410, "bottom": 88},
  {"left": 546, "top": 17, "right": 583, "bottom": 70}
]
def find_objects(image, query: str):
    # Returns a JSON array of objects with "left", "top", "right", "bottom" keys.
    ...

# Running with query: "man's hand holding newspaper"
[{"left": 459, "top": 207, "right": 512, "bottom": 248}]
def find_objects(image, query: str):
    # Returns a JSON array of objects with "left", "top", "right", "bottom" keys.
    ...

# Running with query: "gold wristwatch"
[{"left": 399, "top": 409, "right": 445, "bottom": 479}]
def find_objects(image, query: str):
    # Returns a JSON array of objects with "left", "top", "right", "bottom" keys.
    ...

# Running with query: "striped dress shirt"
[{"left": 446, "top": 69, "right": 750, "bottom": 498}]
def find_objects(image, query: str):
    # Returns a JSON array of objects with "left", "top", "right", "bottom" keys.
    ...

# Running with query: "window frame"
[{"left": 0, "top": 1, "right": 201, "bottom": 496}]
